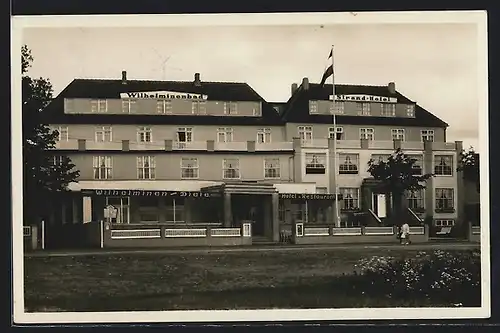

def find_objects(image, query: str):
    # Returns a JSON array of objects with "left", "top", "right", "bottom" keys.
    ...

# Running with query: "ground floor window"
[
  {"left": 165, "top": 197, "right": 185, "bottom": 223},
  {"left": 106, "top": 196, "right": 130, "bottom": 224},
  {"left": 137, "top": 196, "right": 160, "bottom": 223},
  {"left": 307, "top": 200, "right": 332, "bottom": 224},
  {"left": 190, "top": 197, "right": 222, "bottom": 224}
]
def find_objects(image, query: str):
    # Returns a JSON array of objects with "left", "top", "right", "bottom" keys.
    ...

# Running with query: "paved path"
[{"left": 25, "top": 242, "right": 480, "bottom": 258}]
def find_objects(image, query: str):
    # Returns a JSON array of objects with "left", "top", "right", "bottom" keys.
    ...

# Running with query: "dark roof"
[
  {"left": 43, "top": 79, "right": 283, "bottom": 125},
  {"left": 281, "top": 83, "right": 449, "bottom": 128}
]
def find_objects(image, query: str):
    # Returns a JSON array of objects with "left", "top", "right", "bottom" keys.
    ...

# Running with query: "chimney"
[
  {"left": 388, "top": 81, "right": 396, "bottom": 94},
  {"left": 291, "top": 83, "right": 298, "bottom": 95},
  {"left": 194, "top": 72, "right": 201, "bottom": 86},
  {"left": 302, "top": 77, "right": 309, "bottom": 90},
  {"left": 121, "top": 70, "right": 127, "bottom": 84}
]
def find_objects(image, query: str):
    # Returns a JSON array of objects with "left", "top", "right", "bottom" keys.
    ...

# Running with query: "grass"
[{"left": 23, "top": 248, "right": 480, "bottom": 312}]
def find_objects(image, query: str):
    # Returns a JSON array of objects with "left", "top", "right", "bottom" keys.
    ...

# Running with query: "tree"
[
  {"left": 22, "top": 45, "right": 80, "bottom": 224},
  {"left": 457, "top": 146, "right": 479, "bottom": 192},
  {"left": 367, "top": 148, "right": 433, "bottom": 226}
]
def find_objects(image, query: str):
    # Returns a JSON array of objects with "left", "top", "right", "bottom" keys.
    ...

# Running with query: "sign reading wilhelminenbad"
[
  {"left": 329, "top": 94, "right": 397, "bottom": 103},
  {"left": 120, "top": 91, "right": 208, "bottom": 100},
  {"left": 82, "top": 189, "right": 220, "bottom": 198}
]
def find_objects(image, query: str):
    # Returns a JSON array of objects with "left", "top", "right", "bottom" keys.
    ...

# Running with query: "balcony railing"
[
  {"left": 368, "top": 140, "right": 394, "bottom": 149},
  {"left": 432, "top": 142, "right": 456, "bottom": 151},
  {"left": 86, "top": 141, "right": 123, "bottom": 150},
  {"left": 129, "top": 141, "right": 163, "bottom": 151},
  {"left": 400, "top": 141, "right": 425, "bottom": 150},
  {"left": 54, "top": 139, "right": 79, "bottom": 150},
  {"left": 172, "top": 141, "right": 208, "bottom": 150},
  {"left": 255, "top": 142, "right": 294, "bottom": 151},
  {"left": 214, "top": 142, "right": 247, "bottom": 151}
]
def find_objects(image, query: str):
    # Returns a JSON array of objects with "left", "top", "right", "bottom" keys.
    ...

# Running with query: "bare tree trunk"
[{"left": 392, "top": 191, "right": 404, "bottom": 226}]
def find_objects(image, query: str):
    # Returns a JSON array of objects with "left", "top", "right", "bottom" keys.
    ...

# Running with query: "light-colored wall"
[
  {"left": 51, "top": 124, "right": 286, "bottom": 143},
  {"left": 432, "top": 151, "right": 459, "bottom": 219},
  {"left": 285, "top": 123, "right": 446, "bottom": 142},
  {"left": 64, "top": 98, "right": 261, "bottom": 117},
  {"left": 314, "top": 100, "right": 413, "bottom": 118},
  {"left": 68, "top": 153, "right": 293, "bottom": 182}
]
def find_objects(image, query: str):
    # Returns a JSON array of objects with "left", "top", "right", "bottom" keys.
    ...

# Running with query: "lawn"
[{"left": 23, "top": 248, "right": 481, "bottom": 312}]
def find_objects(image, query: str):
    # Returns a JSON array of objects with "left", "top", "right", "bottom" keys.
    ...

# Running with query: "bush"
[{"left": 353, "top": 250, "right": 481, "bottom": 306}]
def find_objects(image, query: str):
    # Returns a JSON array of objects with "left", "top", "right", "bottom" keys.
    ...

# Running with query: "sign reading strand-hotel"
[
  {"left": 329, "top": 94, "right": 398, "bottom": 103},
  {"left": 120, "top": 90, "right": 208, "bottom": 100}
]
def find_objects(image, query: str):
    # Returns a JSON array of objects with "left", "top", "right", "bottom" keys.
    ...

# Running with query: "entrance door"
[
  {"left": 231, "top": 194, "right": 266, "bottom": 236},
  {"left": 371, "top": 193, "right": 387, "bottom": 218}
]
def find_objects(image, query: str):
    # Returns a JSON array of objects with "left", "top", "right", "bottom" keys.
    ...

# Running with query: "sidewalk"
[{"left": 25, "top": 241, "right": 479, "bottom": 258}]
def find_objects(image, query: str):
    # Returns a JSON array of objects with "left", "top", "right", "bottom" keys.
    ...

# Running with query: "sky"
[{"left": 22, "top": 22, "right": 481, "bottom": 151}]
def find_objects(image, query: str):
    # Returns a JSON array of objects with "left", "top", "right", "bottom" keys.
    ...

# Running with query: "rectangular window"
[
  {"left": 106, "top": 197, "right": 130, "bottom": 224},
  {"left": 328, "top": 126, "right": 344, "bottom": 140},
  {"left": 91, "top": 99, "right": 107, "bottom": 113},
  {"left": 360, "top": 128, "right": 375, "bottom": 140},
  {"left": 93, "top": 156, "right": 112, "bottom": 180},
  {"left": 95, "top": 126, "right": 112, "bottom": 142},
  {"left": 192, "top": 101, "right": 207, "bottom": 115},
  {"left": 381, "top": 104, "right": 396, "bottom": 117},
  {"left": 406, "top": 189, "right": 425, "bottom": 211},
  {"left": 356, "top": 102, "right": 371, "bottom": 115},
  {"left": 371, "top": 154, "right": 391, "bottom": 163},
  {"left": 165, "top": 197, "right": 185, "bottom": 223},
  {"left": 264, "top": 158, "right": 281, "bottom": 179},
  {"left": 156, "top": 100, "right": 172, "bottom": 114},
  {"left": 257, "top": 128, "right": 272, "bottom": 143},
  {"left": 137, "top": 156, "right": 156, "bottom": 180},
  {"left": 298, "top": 126, "right": 313, "bottom": 143},
  {"left": 305, "top": 153, "right": 326, "bottom": 174},
  {"left": 217, "top": 127, "right": 233, "bottom": 143},
  {"left": 252, "top": 102, "right": 262, "bottom": 116},
  {"left": 421, "top": 130, "right": 435, "bottom": 142},
  {"left": 330, "top": 101, "right": 345, "bottom": 114},
  {"left": 435, "top": 219, "right": 455, "bottom": 227},
  {"left": 224, "top": 102, "right": 238, "bottom": 115},
  {"left": 435, "top": 188, "right": 454, "bottom": 212},
  {"left": 406, "top": 104, "right": 415, "bottom": 117},
  {"left": 64, "top": 99, "right": 73, "bottom": 113},
  {"left": 50, "top": 155, "right": 64, "bottom": 166},
  {"left": 309, "top": 100, "right": 318, "bottom": 114},
  {"left": 391, "top": 129, "right": 405, "bottom": 141},
  {"left": 121, "top": 99, "right": 136, "bottom": 113},
  {"left": 410, "top": 155, "right": 424, "bottom": 175},
  {"left": 434, "top": 155, "right": 453, "bottom": 176},
  {"left": 339, "top": 154, "right": 359, "bottom": 174},
  {"left": 176, "top": 127, "right": 193, "bottom": 148},
  {"left": 137, "top": 126, "right": 152, "bottom": 142},
  {"left": 223, "top": 158, "right": 240, "bottom": 179},
  {"left": 340, "top": 188, "right": 360, "bottom": 210},
  {"left": 55, "top": 126, "right": 69, "bottom": 141},
  {"left": 181, "top": 157, "right": 199, "bottom": 179}
]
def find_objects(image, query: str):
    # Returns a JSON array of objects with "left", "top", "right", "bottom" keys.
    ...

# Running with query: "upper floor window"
[
  {"left": 176, "top": 127, "right": 193, "bottom": 146},
  {"left": 217, "top": 127, "right": 233, "bottom": 143},
  {"left": 55, "top": 126, "right": 68, "bottom": 141},
  {"left": 305, "top": 153, "right": 326, "bottom": 174},
  {"left": 434, "top": 155, "right": 453, "bottom": 176},
  {"left": 137, "top": 156, "right": 156, "bottom": 180},
  {"left": 435, "top": 188, "right": 454, "bottom": 212},
  {"left": 421, "top": 130, "right": 434, "bottom": 142},
  {"left": 264, "top": 158, "right": 281, "bottom": 179},
  {"left": 360, "top": 128, "right": 374, "bottom": 141},
  {"left": 410, "top": 155, "right": 424, "bottom": 175},
  {"left": 406, "top": 104, "right": 415, "bottom": 117},
  {"left": 328, "top": 126, "right": 344, "bottom": 140},
  {"left": 257, "top": 128, "right": 271, "bottom": 143},
  {"left": 339, "top": 187, "right": 360, "bottom": 210},
  {"left": 381, "top": 104, "right": 396, "bottom": 117},
  {"left": 253, "top": 102, "right": 262, "bottom": 116},
  {"left": 224, "top": 102, "right": 238, "bottom": 115},
  {"left": 157, "top": 100, "right": 172, "bottom": 114},
  {"left": 95, "top": 126, "right": 112, "bottom": 142},
  {"left": 391, "top": 129, "right": 405, "bottom": 141},
  {"left": 309, "top": 100, "right": 318, "bottom": 114},
  {"left": 121, "top": 99, "right": 137, "bottom": 113},
  {"left": 339, "top": 154, "right": 359, "bottom": 174},
  {"left": 192, "top": 101, "right": 207, "bottom": 115},
  {"left": 371, "top": 154, "right": 391, "bottom": 163},
  {"left": 91, "top": 99, "right": 107, "bottom": 113},
  {"left": 64, "top": 99, "right": 73, "bottom": 113},
  {"left": 406, "top": 189, "right": 425, "bottom": 211},
  {"left": 50, "top": 155, "right": 64, "bottom": 166},
  {"left": 298, "top": 126, "right": 313, "bottom": 143},
  {"left": 137, "top": 126, "right": 152, "bottom": 143},
  {"left": 93, "top": 156, "right": 112, "bottom": 180},
  {"left": 356, "top": 102, "right": 371, "bottom": 116},
  {"left": 223, "top": 158, "right": 240, "bottom": 179},
  {"left": 330, "top": 101, "right": 345, "bottom": 114},
  {"left": 181, "top": 157, "right": 199, "bottom": 179}
]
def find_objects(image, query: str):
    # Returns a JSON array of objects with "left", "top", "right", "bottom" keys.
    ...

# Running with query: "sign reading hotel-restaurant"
[
  {"left": 120, "top": 91, "right": 208, "bottom": 100},
  {"left": 279, "top": 193, "right": 342, "bottom": 200},
  {"left": 82, "top": 189, "right": 220, "bottom": 198},
  {"left": 329, "top": 94, "right": 397, "bottom": 103}
]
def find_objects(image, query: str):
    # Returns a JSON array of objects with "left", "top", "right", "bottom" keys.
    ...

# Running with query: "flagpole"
[{"left": 331, "top": 45, "right": 340, "bottom": 227}]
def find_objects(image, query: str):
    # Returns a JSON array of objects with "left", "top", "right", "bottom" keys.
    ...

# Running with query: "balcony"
[
  {"left": 337, "top": 140, "right": 361, "bottom": 149},
  {"left": 129, "top": 141, "right": 163, "bottom": 151},
  {"left": 214, "top": 142, "right": 247, "bottom": 151},
  {"left": 255, "top": 142, "right": 294, "bottom": 151},
  {"left": 301, "top": 139, "right": 328, "bottom": 148},
  {"left": 400, "top": 141, "right": 425, "bottom": 150},
  {"left": 172, "top": 141, "right": 208, "bottom": 150},
  {"left": 86, "top": 141, "right": 123, "bottom": 150},
  {"left": 368, "top": 140, "right": 394, "bottom": 149},
  {"left": 54, "top": 139, "right": 79, "bottom": 150},
  {"left": 432, "top": 142, "right": 456, "bottom": 151}
]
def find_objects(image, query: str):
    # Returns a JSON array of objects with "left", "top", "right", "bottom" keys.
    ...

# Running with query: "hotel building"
[{"left": 40, "top": 71, "right": 465, "bottom": 244}]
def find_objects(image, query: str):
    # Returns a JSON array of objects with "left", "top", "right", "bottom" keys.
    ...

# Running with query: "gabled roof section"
[
  {"left": 281, "top": 82, "right": 449, "bottom": 128},
  {"left": 42, "top": 78, "right": 283, "bottom": 125}
]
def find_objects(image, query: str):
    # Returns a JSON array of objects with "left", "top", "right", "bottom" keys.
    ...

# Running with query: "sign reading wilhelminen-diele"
[
  {"left": 82, "top": 189, "right": 220, "bottom": 198},
  {"left": 120, "top": 91, "right": 208, "bottom": 100},
  {"left": 329, "top": 94, "right": 397, "bottom": 103}
]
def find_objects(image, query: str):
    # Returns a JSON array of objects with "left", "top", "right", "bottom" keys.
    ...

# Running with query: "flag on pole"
[{"left": 320, "top": 48, "right": 333, "bottom": 86}]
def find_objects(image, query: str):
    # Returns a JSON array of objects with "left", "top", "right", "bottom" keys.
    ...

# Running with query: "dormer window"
[
  {"left": 224, "top": 102, "right": 238, "bottom": 115},
  {"left": 309, "top": 101, "right": 318, "bottom": 114},
  {"left": 406, "top": 104, "right": 415, "bottom": 117},
  {"left": 91, "top": 99, "right": 107, "bottom": 113}
]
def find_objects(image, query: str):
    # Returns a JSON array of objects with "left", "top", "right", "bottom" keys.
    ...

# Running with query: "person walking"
[{"left": 400, "top": 222, "right": 411, "bottom": 245}]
